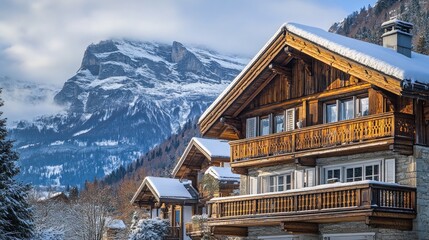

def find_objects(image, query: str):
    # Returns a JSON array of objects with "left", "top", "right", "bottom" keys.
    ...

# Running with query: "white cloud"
[{"left": 0, "top": 0, "right": 376, "bottom": 121}]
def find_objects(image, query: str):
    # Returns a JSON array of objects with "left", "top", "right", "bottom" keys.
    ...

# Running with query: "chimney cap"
[{"left": 381, "top": 19, "right": 413, "bottom": 32}]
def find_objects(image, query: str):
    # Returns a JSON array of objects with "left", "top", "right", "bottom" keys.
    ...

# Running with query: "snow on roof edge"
[{"left": 193, "top": 137, "right": 230, "bottom": 158}]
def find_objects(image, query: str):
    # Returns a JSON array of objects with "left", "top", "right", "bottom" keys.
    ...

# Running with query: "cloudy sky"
[{"left": 0, "top": 0, "right": 376, "bottom": 122}]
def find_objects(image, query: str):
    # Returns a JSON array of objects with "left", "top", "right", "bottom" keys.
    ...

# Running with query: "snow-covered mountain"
[{"left": 9, "top": 39, "right": 248, "bottom": 188}]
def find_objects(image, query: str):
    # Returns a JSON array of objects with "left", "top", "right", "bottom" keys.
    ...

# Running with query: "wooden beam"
[
  {"left": 241, "top": 83, "right": 370, "bottom": 118},
  {"left": 233, "top": 73, "right": 278, "bottom": 118},
  {"left": 282, "top": 222, "right": 319, "bottom": 234},
  {"left": 366, "top": 216, "right": 413, "bottom": 231},
  {"left": 295, "top": 157, "right": 316, "bottom": 166},
  {"left": 220, "top": 117, "right": 243, "bottom": 138},
  {"left": 231, "top": 167, "right": 247, "bottom": 175},
  {"left": 212, "top": 226, "right": 248, "bottom": 237},
  {"left": 269, "top": 63, "right": 292, "bottom": 77}
]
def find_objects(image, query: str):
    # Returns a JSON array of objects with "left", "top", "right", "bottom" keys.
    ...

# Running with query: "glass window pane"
[
  {"left": 340, "top": 99, "right": 354, "bottom": 120},
  {"left": 274, "top": 114, "right": 284, "bottom": 133},
  {"left": 286, "top": 175, "right": 291, "bottom": 190},
  {"left": 333, "top": 169, "right": 341, "bottom": 179},
  {"left": 260, "top": 117, "right": 270, "bottom": 136},
  {"left": 346, "top": 168, "right": 353, "bottom": 178},
  {"left": 326, "top": 104, "right": 337, "bottom": 123},
  {"left": 360, "top": 97, "right": 369, "bottom": 116},
  {"left": 374, "top": 165, "right": 379, "bottom": 175},
  {"left": 355, "top": 167, "right": 362, "bottom": 178},
  {"left": 366, "top": 165, "right": 373, "bottom": 176}
]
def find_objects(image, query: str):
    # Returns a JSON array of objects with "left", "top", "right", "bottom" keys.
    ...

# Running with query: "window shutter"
[
  {"left": 246, "top": 117, "right": 257, "bottom": 138},
  {"left": 294, "top": 170, "right": 304, "bottom": 189},
  {"left": 305, "top": 168, "right": 315, "bottom": 187},
  {"left": 285, "top": 108, "right": 295, "bottom": 131},
  {"left": 385, "top": 159, "right": 395, "bottom": 183}
]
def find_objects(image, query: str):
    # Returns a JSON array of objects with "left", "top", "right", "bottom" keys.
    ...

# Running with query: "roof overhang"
[
  {"left": 172, "top": 138, "right": 230, "bottom": 179},
  {"left": 130, "top": 178, "right": 198, "bottom": 207}
]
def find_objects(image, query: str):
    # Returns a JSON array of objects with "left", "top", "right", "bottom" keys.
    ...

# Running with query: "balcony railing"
[
  {"left": 230, "top": 112, "right": 414, "bottom": 163},
  {"left": 208, "top": 181, "right": 416, "bottom": 221}
]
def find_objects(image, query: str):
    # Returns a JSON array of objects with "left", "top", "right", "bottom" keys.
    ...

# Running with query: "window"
[
  {"left": 346, "top": 166, "right": 362, "bottom": 182},
  {"left": 259, "top": 117, "right": 270, "bottom": 136},
  {"left": 340, "top": 99, "right": 354, "bottom": 121},
  {"left": 274, "top": 114, "right": 284, "bottom": 133},
  {"left": 324, "top": 161, "right": 384, "bottom": 184},
  {"left": 246, "top": 108, "right": 295, "bottom": 138},
  {"left": 364, "top": 164, "right": 379, "bottom": 181},
  {"left": 263, "top": 173, "right": 292, "bottom": 193},
  {"left": 326, "top": 103, "right": 337, "bottom": 123},
  {"left": 324, "top": 96, "right": 368, "bottom": 123},
  {"left": 326, "top": 168, "right": 341, "bottom": 182},
  {"left": 359, "top": 97, "right": 369, "bottom": 116}
]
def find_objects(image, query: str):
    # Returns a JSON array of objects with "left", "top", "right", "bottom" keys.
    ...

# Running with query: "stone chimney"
[{"left": 381, "top": 19, "right": 413, "bottom": 57}]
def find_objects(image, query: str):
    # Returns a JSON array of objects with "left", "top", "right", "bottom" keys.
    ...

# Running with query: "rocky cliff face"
[{"left": 10, "top": 39, "right": 248, "bottom": 188}]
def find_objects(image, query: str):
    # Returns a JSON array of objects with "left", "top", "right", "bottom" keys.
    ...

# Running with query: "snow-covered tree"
[
  {"left": 0, "top": 92, "right": 33, "bottom": 239},
  {"left": 128, "top": 218, "right": 169, "bottom": 240}
]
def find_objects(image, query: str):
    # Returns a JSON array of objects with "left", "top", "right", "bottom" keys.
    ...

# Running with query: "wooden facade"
[{"left": 196, "top": 23, "right": 429, "bottom": 238}]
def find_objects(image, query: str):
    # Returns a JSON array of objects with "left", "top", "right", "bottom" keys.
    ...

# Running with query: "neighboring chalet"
[
  {"left": 131, "top": 137, "right": 239, "bottom": 240},
  {"left": 130, "top": 176, "right": 198, "bottom": 240},
  {"left": 196, "top": 20, "right": 429, "bottom": 239}
]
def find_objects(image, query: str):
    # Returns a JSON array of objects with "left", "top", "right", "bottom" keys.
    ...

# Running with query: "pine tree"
[
  {"left": 0, "top": 92, "right": 33, "bottom": 239},
  {"left": 416, "top": 35, "right": 427, "bottom": 55}
]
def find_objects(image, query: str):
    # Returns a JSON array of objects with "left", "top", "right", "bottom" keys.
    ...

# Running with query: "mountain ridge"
[{"left": 9, "top": 39, "right": 248, "bottom": 188}]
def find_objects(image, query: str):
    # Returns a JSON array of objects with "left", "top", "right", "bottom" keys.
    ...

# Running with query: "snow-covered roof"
[
  {"left": 205, "top": 166, "right": 240, "bottom": 181},
  {"left": 192, "top": 137, "right": 230, "bottom": 158},
  {"left": 106, "top": 219, "right": 126, "bottom": 230},
  {"left": 199, "top": 22, "right": 429, "bottom": 125},
  {"left": 285, "top": 22, "right": 429, "bottom": 83},
  {"left": 146, "top": 177, "right": 194, "bottom": 199},
  {"left": 131, "top": 176, "right": 197, "bottom": 204},
  {"left": 171, "top": 137, "right": 230, "bottom": 177}
]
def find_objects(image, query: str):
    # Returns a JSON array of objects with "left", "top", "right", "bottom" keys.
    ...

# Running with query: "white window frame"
[
  {"left": 323, "top": 159, "right": 384, "bottom": 184},
  {"left": 259, "top": 170, "right": 294, "bottom": 193},
  {"left": 325, "top": 166, "right": 342, "bottom": 183},
  {"left": 324, "top": 95, "right": 368, "bottom": 123}
]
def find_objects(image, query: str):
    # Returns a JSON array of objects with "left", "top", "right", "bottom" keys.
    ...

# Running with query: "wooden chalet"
[
  {"left": 171, "top": 137, "right": 240, "bottom": 239},
  {"left": 196, "top": 20, "right": 429, "bottom": 239},
  {"left": 130, "top": 176, "right": 198, "bottom": 240}
]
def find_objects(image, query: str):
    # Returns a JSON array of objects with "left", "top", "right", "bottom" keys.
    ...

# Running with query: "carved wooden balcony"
[
  {"left": 230, "top": 113, "right": 414, "bottom": 169},
  {"left": 207, "top": 181, "right": 416, "bottom": 232}
]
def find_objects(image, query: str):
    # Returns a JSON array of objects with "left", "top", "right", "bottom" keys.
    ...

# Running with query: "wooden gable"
[{"left": 199, "top": 26, "right": 422, "bottom": 139}]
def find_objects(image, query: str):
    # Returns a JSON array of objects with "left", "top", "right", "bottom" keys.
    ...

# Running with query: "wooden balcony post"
[
  {"left": 253, "top": 199, "right": 257, "bottom": 214},
  {"left": 292, "top": 132, "right": 296, "bottom": 153}
]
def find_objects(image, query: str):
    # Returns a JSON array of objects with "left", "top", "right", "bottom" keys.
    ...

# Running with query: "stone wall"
[{"left": 414, "top": 145, "right": 429, "bottom": 239}]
